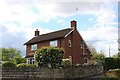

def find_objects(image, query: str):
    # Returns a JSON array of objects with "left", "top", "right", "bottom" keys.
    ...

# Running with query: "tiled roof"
[{"left": 24, "top": 28, "right": 74, "bottom": 45}]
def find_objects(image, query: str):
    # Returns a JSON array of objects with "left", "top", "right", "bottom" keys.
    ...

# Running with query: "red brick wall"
[
  {"left": 26, "top": 41, "right": 49, "bottom": 56},
  {"left": 62, "top": 33, "right": 72, "bottom": 59},
  {"left": 26, "top": 31, "right": 91, "bottom": 64},
  {"left": 72, "top": 29, "right": 83, "bottom": 64},
  {"left": 26, "top": 28, "right": 91, "bottom": 64},
  {"left": 37, "top": 41, "right": 49, "bottom": 49}
]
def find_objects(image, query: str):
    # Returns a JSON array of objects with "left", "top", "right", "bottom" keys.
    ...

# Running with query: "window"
[
  {"left": 68, "top": 40, "right": 72, "bottom": 47},
  {"left": 31, "top": 44, "right": 37, "bottom": 51},
  {"left": 81, "top": 43, "right": 83, "bottom": 49},
  {"left": 27, "top": 57, "right": 34, "bottom": 64},
  {"left": 50, "top": 40, "right": 57, "bottom": 47},
  {"left": 82, "top": 43, "right": 85, "bottom": 55},
  {"left": 84, "top": 58, "right": 88, "bottom": 64}
]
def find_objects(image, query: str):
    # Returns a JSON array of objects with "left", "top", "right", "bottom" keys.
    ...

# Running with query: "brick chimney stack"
[
  {"left": 71, "top": 20, "right": 77, "bottom": 30},
  {"left": 35, "top": 29, "right": 39, "bottom": 37}
]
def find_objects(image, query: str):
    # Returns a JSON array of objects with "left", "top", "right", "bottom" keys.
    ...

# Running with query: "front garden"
[{"left": 1, "top": 47, "right": 120, "bottom": 79}]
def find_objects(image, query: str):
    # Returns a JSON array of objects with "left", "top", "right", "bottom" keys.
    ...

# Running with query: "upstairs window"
[
  {"left": 50, "top": 40, "right": 57, "bottom": 47},
  {"left": 31, "top": 44, "right": 37, "bottom": 51},
  {"left": 68, "top": 40, "right": 72, "bottom": 47}
]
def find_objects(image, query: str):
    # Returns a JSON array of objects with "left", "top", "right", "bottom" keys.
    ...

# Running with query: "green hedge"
[
  {"left": 105, "top": 58, "right": 120, "bottom": 70},
  {"left": 2, "top": 61, "right": 16, "bottom": 67},
  {"left": 17, "top": 63, "right": 36, "bottom": 67},
  {"left": 35, "top": 46, "right": 64, "bottom": 68},
  {"left": 62, "top": 58, "right": 71, "bottom": 67},
  {"left": 106, "top": 69, "right": 120, "bottom": 78}
]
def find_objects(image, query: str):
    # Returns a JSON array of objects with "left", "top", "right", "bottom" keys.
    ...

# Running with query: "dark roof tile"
[{"left": 24, "top": 28, "right": 73, "bottom": 45}]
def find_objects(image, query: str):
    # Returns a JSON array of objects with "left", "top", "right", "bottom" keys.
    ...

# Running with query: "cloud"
[
  {"left": 96, "top": 8, "right": 116, "bottom": 24},
  {"left": 4, "top": 0, "right": 119, "bottom": 3},
  {"left": 0, "top": 0, "right": 118, "bottom": 57},
  {"left": 0, "top": 1, "right": 105, "bottom": 23},
  {"left": 80, "top": 26, "right": 118, "bottom": 56},
  {"left": 0, "top": 22, "right": 51, "bottom": 56},
  {"left": 80, "top": 3, "right": 118, "bottom": 56}
]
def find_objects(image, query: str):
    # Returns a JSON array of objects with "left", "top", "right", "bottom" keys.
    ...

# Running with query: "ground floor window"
[
  {"left": 27, "top": 57, "right": 34, "bottom": 64},
  {"left": 84, "top": 58, "right": 88, "bottom": 64}
]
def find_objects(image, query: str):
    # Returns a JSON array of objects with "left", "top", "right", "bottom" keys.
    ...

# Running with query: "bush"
[
  {"left": 106, "top": 69, "right": 120, "bottom": 78},
  {"left": 87, "top": 60, "right": 96, "bottom": 65},
  {"left": 35, "top": 46, "right": 64, "bottom": 68},
  {"left": 2, "top": 61, "right": 16, "bottom": 67},
  {"left": 105, "top": 58, "right": 120, "bottom": 70},
  {"left": 17, "top": 63, "right": 36, "bottom": 67},
  {"left": 62, "top": 58, "right": 71, "bottom": 67}
]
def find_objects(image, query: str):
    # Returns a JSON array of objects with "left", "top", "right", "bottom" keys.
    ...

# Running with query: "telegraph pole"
[{"left": 109, "top": 45, "right": 111, "bottom": 57}]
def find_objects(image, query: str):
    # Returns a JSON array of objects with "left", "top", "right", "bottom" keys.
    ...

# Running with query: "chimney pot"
[
  {"left": 35, "top": 29, "right": 39, "bottom": 37},
  {"left": 71, "top": 20, "right": 77, "bottom": 30}
]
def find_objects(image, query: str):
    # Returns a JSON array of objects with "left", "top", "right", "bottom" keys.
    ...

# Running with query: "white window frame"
[
  {"left": 50, "top": 40, "right": 57, "bottom": 47},
  {"left": 68, "top": 40, "right": 72, "bottom": 47},
  {"left": 27, "top": 57, "right": 34, "bottom": 64},
  {"left": 31, "top": 44, "right": 37, "bottom": 51},
  {"left": 84, "top": 58, "right": 88, "bottom": 64}
]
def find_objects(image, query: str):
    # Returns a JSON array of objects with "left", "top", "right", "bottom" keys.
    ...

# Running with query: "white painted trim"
[{"left": 65, "top": 28, "right": 74, "bottom": 37}]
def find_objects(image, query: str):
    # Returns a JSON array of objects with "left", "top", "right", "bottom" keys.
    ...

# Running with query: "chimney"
[
  {"left": 71, "top": 20, "right": 77, "bottom": 30},
  {"left": 35, "top": 29, "right": 39, "bottom": 37}
]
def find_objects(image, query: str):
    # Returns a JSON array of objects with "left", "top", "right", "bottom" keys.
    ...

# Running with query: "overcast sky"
[{"left": 0, "top": 0, "right": 119, "bottom": 57}]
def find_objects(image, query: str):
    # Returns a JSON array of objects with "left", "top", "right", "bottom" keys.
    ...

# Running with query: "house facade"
[{"left": 24, "top": 20, "right": 91, "bottom": 64}]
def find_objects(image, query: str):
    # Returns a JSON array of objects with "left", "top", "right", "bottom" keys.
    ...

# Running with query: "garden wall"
[{"left": 2, "top": 65, "right": 103, "bottom": 79}]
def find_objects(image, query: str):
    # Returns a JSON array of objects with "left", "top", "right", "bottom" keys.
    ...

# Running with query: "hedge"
[
  {"left": 35, "top": 46, "right": 64, "bottom": 68},
  {"left": 106, "top": 69, "right": 120, "bottom": 78},
  {"left": 2, "top": 61, "right": 16, "bottom": 67},
  {"left": 105, "top": 58, "right": 120, "bottom": 70},
  {"left": 17, "top": 63, "right": 36, "bottom": 67}
]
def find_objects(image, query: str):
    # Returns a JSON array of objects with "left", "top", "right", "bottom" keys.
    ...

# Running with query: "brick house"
[{"left": 24, "top": 20, "right": 91, "bottom": 64}]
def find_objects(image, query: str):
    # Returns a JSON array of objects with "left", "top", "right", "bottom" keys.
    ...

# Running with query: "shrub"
[
  {"left": 75, "top": 64, "right": 81, "bottom": 67},
  {"left": 35, "top": 46, "right": 64, "bottom": 68},
  {"left": 0, "top": 63, "right": 2, "bottom": 68},
  {"left": 106, "top": 69, "right": 120, "bottom": 78},
  {"left": 62, "top": 58, "right": 71, "bottom": 67},
  {"left": 2, "top": 61, "right": 16, "bottom": 67},
  {"left": 87, "top": 60, "right": 95, "bottom": 65},
  {"left": 105, "top": 58, "right": 120, "bottom": 70},
  {"left": 17, "top": 63, "right": 36, "bottom": 67}
]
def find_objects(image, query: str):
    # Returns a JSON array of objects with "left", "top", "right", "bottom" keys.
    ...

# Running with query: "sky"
[{"left": 0, "top": 0, "right": 119, "bottom": 57}]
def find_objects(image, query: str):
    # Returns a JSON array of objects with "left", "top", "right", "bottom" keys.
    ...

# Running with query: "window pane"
[
  {"left": 50, "top": 40, "right": 57, "bottom": 47},
  {"left": 31, "top": 44, "right": 37, "bottom": 50},
  {"left": 30, "top": 58, "right": 32, "bottom": 64},
  {"left": 84, "top": 58, "right": 88, "bottom": 64},
  {"left": 68, "top": 40, "right": 71, "bottom": 47}
]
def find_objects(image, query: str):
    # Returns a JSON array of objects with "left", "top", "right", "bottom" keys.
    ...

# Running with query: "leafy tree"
[
  {"left": 88, "top": 45, "right": 105, "bottom": 60},
  {"left": 0, "top": 47, "right": 25, "bottom": 64},
  {"left": 113, "top": 53, "right": 120, "bottom": 58},
  {"left": 88, "top": 44, "right": 105, "bottom": 66},
  {"left": 92, "top": 51, "right": 105, "bottom": 60}
]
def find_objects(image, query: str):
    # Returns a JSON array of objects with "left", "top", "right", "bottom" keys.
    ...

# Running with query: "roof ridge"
[{"left": 39, "top": 28, "right": 73, "bottom": 36}]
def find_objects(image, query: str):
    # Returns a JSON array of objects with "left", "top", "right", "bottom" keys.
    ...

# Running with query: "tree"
[
  {"left": 113, "top": 53, "right": 120, "bottom": 58},
  {"left": 88, "top": 44, "right": 105, "bottom": 65},
  {"left": 92, "top": 51, "right": 105, "bottom": 60},
  {"left": 0, "top": 47, "right": 26, "bottom": 64},
  {"left": 88, "top": 44, "right": 105, "bottom": 60}
]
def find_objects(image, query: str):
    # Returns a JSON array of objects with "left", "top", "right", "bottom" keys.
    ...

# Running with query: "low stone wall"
[{"left": 2, "top": 65, "right": 103, "bottom": 79}]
